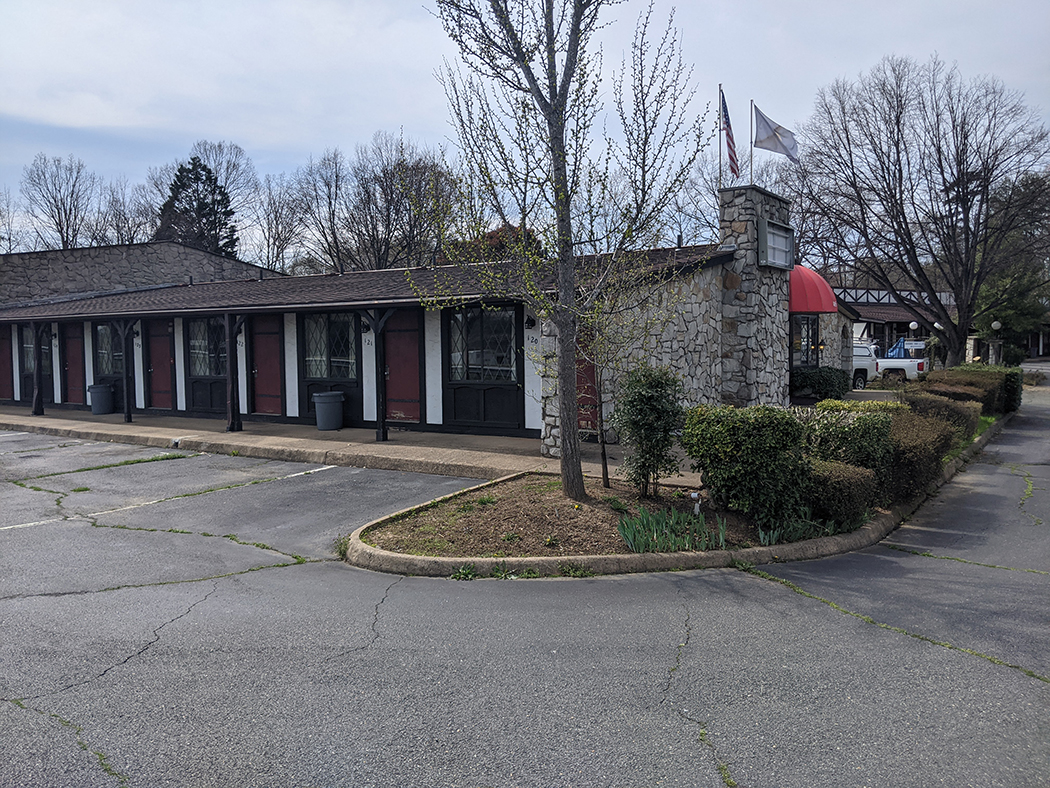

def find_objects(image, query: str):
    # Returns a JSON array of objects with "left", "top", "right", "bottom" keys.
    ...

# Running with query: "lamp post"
[{"left": 989, "top": 320, "right": 1003, "bottom": 365}]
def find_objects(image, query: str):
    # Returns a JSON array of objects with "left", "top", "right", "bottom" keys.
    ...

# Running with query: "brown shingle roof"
[{"left": 0, "top": 244, "right": 727, "bottom": 323}]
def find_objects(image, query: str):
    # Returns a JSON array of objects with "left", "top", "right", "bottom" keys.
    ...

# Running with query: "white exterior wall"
[
  {"left": 362, "top": 326, "right": 377, "bottom": 421},
  {"left": 83, "top": 321, "right": 94, "bottom": 389},
  {"left": 237, "top": 329, "right": 248, "bottom": 414},
  {"left": 133, "top": 321, "right": 145, "bottom": 408},
  {"left": 51, "top": 323, "right": 61, "bottom": 403},
  {"left": 283, "top": 313, "right": 299, "bottom": 417},
  {"left": 173, "top": 318, "right": 187, "bottom": 411},
  {"left": 10, "top": 329, "right": 20, "bottom": 401},
  {"left": 424, "top": 309, "right": 442, "bottom": 425},
  {"left": 523, "top": 310, "right": 543, "bottom": 430}
]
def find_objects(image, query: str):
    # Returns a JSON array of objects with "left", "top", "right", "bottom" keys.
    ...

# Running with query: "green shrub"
[
  {"left": 806, "top": 459, "right": 877, "bottom": 530},
  {"left": 681, "top": 405, "right": 810, "bottom": 527},
  {"left": 793, "top": 408, "right": 893, "bottom": 495},
  {"left": 611, "top": 365, "right": 684, "bottom": 496},
  {"left": 920, "top": 382, "right": 986, "bottom": 405},
  {"left": 1002, "top": 344, "right": 1027, "bottom": 367},
  {"left": 888, "top": 412, "right": 957, "bottom": 501},
  {"left": 791, "top": 366, "right": 851, "bottom": 401},
  {"left": 815, "top": 399, "right": 909, "bottom": 415},
  {"left": 925, "top": 365, "right": 1025, "bottom": 414},
  {"left": 1003, "top": 368, "right": 1023, "bottom": 412},
  {"left": 898, "top": 391, "right": 981, "bottom": 441}
]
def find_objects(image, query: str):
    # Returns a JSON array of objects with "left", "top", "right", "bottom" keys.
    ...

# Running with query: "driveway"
[{"left": 2, "top": 386, "right": 1048, "bottom": 788}]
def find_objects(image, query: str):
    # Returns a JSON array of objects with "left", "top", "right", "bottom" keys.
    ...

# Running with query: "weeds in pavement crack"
[
  {"left": 1010, "top": 464, "right": 1045, "bottom": 526},
  {"left": 883, "top": 544, "right": 1048, "bottom": 575},
  {"left": 7, "top": 697, "right": 130, "bottom": 786},
  {"left": 740, "top": 567, "right": 1050, "bottom": 685},
  {"left": 25, "top": 452, "right": 192, "bottom": 481},
  {"left": 696, "top": 724, "right": 738, "bottom": 787}
]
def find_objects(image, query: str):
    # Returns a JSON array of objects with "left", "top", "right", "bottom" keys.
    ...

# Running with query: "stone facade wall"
[
  {"left": 539, "top": 265, "right": 727, "bottom": 457},
  {"left": 716, "top": 186, "right": 791, "bottom": 407},
  {"left": 0, "top": 242, "right": 270, "bottom": 305},
  {"left": 820, "top": 311, "right": 853, "bottom": 371}
]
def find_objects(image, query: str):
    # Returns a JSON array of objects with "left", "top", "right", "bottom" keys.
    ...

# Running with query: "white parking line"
[
  {"left": 0, "top": 517, "right": 66, "bottom": 531},
  {"left": 87, "top": 464, "right": 339, "bottom": 517}
]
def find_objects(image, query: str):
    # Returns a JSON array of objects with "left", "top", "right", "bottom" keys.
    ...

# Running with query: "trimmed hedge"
[
  {"left": 681, "top": 405, "right": 810, "bottom": 527},
  {"left": 888, "top": 412, "right": 957, "bottom": 501},
  {"left": 815, "top": 399, "right": 909, "bottom": 415},
  {"left": 898, "top": 390, "right": 981, "bottom": 441},
  {"left": 807, "top": 459, "right": 878, "bottom": 530},
  {"left": 792, "top": 408, "right": 894, "bottom": 499},
  {"left": 791, "top": 366, "right": 851, "bottom": 401},
  {"left": 924, "top": 365, "right": 1024, "bottom": 414}
]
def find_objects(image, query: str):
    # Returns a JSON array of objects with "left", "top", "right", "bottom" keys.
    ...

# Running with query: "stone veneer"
[
  {"left": 541, "top": 185, "right": 793, "bottom": 457},
  {"left": 0, "top": 242, "right": 271, "bottom": 305}
]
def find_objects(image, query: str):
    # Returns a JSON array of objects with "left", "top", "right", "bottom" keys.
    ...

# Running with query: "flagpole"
[
  {"left": 717, "top": 84, "right": 723, "bottom": 192},
  {"left": 749, "top": 99, "right": 754, "bottom": 186}
]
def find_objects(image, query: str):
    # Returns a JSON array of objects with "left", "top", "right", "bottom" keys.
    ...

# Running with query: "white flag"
[{"left": 753, "top": 105, "right": 799, "bottom": 163}]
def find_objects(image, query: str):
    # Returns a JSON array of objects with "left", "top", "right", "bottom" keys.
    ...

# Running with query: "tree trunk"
[{"left": 556, "top": 308, "right": 586, "bottom": 501}]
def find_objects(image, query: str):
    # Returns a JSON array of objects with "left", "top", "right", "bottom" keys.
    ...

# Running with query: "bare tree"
[
  {"left": 295, "top": 148, "right": 352, "bottom": 272},
  {"left": 797, "top": 55, "right": 1050, "bottom": 366},
  {"left": 0, "top": 187, "right": 28, "bottom": 253},
  {"left": 19, "top": 153, "right": 101, "bottom": 249},
  {"left": 343, "top": 132, "right": 457, "bottom": 270},
  {"left": 435, "top": 0, "right": 703, "bottom": 500},
  {"left": 253, "top": 172, "right": 303, "bottom": 271},
  {"left": 90, "top": 177, "right": 157, "bottom": 246}
]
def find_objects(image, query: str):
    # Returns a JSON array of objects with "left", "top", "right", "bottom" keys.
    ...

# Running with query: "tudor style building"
[{"left": 1, "top": 187, "right": 843, "bottom": 453}]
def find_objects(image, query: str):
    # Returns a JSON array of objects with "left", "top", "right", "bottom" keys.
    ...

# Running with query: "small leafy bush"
[
  {"left": 888, "top": 412, "right": 957, "bottom": 501},
  {"left": 925, "top": 365, "right": 1023, "bottom": 414},
  {"left": 793, "top": 408, "right": 893, "bottom": 496},
  {"left": 1003, "top": 368, "right": 1023, "bottom": 412},
  {"left": 617, "top": 507, "right": 727, "bottom": 553},
  {"left": 611, "top": 365, "right": 685, "bottom": 496},
  {"left": 681, "top": 405, "right": 810, "bottom": 527},
  {"left": 898, "top": 391, "right": 981, "bottom": 441},
  {"left": 815, "top": 399, "right": 909, "bottom": 415},
  {"left": 791, "top": 366, "right": 851, "bottom": 401},
  {"left": 806, "top": 459, "right": 877, "bottom": 530}
]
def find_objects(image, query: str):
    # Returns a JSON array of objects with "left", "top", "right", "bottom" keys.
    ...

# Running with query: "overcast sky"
[{"left": 2, "top": 0, "right": 1048, "bottom": 193}]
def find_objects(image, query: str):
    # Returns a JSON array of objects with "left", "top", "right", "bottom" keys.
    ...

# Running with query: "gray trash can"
[
  {"left": 312, "top": 391, "right": 345, "bottom": 431},
  {"left": 88, "top": 384, "right": 114, "bottom": 415}
]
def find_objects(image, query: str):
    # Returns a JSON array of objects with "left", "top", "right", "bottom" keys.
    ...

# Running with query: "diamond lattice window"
[
  {"left": 448, "top": 306, "right": 516, "bottom": 383},
  {"left": 303, "top": 313, "right": 356, "bottom": 381}
]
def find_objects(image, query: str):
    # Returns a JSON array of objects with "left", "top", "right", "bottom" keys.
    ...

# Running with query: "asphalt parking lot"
[{"left": 2, "top": 386, "right": 1049, "bottom": 788}]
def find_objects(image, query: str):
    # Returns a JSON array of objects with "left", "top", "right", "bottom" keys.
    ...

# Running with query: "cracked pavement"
[{"left": 2, "top": 385, "right": 1049, "bottom": 787}]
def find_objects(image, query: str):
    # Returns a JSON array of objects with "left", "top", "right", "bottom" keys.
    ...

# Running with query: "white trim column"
[
  {"left": 283, "top": 313, "right": 299, "bottom": 417},
  {"left": 51, "top": 322, "right": 61, "bottom": 403},
  {"left": 173, "top": 318, "right": 187, "bottom": 411}
]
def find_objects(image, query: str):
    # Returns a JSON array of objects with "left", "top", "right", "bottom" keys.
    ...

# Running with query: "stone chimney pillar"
[{"left": 717, "top": 185, "right": 792, "bottom": 407}]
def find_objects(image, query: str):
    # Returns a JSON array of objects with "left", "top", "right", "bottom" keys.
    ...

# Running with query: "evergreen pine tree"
[{"left": 153, "top": 156, "right": 239, "bottom": 257}]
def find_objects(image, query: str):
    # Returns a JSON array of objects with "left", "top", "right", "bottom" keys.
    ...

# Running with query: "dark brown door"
[
  {"left": 146, "top": 319, "right": 174, "bottom": 410},
  {"left": 384, "top": 311, "right": 420, "bottom": 423},
  {"left": 250, "top": 315, "right": 283, "bottom": 415},
  {"left": 61, "top": 323, "right": 85, "bottom": 404},
  {"left": 0, "top": 325, "right": 13, "bottom": 400}
]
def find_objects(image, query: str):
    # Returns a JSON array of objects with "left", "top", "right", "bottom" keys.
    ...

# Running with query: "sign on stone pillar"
[{"left": 716, "top": 185, "right": 792, "bottom": 407}]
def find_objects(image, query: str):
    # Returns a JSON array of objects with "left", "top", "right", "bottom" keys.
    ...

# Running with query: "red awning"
[{"left": 789, "top": 266, "right": 838, "bottom": 313}]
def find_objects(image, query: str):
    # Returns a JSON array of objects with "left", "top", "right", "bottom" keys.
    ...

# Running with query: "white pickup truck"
[
  {"left": 851, "top": 344, "right": 878, "bottom": 389},
  {"left": 875, "top": 355, "right": 928, "bottom": 382}
]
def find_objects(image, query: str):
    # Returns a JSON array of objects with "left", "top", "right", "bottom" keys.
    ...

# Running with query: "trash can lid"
[{"left": 311, "top": 391, "right": 345, "bottom": 402}]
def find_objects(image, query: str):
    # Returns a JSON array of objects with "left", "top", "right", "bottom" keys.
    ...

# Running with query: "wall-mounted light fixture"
[{"left": 524, "top": 315, "right": 537, "bottom": 330}]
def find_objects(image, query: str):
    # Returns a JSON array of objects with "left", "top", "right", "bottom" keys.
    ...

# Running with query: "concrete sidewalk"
[{"left": 0, "top": 403, "right": 683, "bottom": 483}]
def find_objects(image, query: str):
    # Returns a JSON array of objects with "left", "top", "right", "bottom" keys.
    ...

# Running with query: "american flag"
[{"left": 721, "top": 89, "right": 739, "bottom": 178}]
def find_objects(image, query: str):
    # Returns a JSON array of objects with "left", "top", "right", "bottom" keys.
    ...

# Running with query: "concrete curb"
[
  {"left": 345, "top": 412, "right": 1014, "bottom": 578},
  {"left": 0, "top": 418, "right": 540, "bottom": 480}
]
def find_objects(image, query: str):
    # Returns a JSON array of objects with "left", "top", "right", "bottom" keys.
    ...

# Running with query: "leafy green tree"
[
  {"left": 611, "top": 365, "right": 684, "bottom": 497},
  {"left": 153, "top": 156, "right": 239, "bottom": 257}
]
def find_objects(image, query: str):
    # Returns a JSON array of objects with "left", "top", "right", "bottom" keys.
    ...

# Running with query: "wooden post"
[{"left": 31, "top": 322, "right": 46, "bottom": 416}]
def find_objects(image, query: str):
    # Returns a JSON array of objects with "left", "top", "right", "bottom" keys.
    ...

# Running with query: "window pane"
[
  {"left": 769, "top": 225, "right": 792, "bottom": 267},
  {"left": 304, "top": 315, "right": 328, "bottom": 379},
  {"left": 95, "top": 324, "right": 124, "bottom": 376},
  {"left": 208, "top": 319, "right": 227, "bottom": 377},
  {"left": 483, "top": 308, "right": 515, "bottom": 382},
  {"left": 21, "top": 327, "right": 34, "bottom": 374},
  {"left": 188, "top": 320, "right": 210, "bottom": 377},
  {"left": 329, "top": 313, "right": 354, "bottom": 380},
  {"left": 449, "top": 310, "right": 466, "bottom": 381}
]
